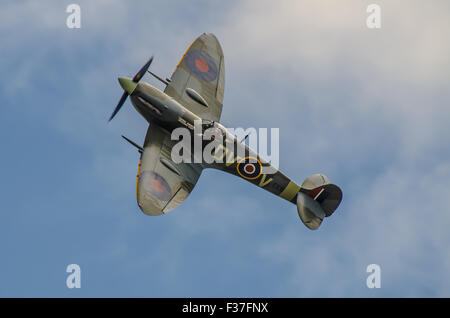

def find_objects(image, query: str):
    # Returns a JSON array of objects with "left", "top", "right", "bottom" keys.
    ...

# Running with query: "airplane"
[{"left": 109, "top": 33, "right": 342, "bottom": 230}]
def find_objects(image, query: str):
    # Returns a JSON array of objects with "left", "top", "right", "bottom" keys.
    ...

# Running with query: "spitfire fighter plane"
[{"left": 109, "top": 33, "right": 342, "bottom": 230}]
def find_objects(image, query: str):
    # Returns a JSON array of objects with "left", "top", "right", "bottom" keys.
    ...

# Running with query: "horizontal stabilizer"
[
  {"left": 296, "top": 174, "right": 342, "bottom": 230},
  {"left": 297, "top": 191, "right": 324, "bottom": 230}
]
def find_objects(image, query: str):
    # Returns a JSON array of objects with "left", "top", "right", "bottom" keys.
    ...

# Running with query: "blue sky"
[{"left": 1, "top": 0, "right": 449, "bottom": 297}]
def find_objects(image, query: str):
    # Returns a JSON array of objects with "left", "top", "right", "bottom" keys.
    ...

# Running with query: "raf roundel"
[
  {"left": 237, "top": 157, "right": 262, "bottom": 180},
  {"left": 184, "top": 50, "right": 218, "bottom": 82},
  {"left": 140, "top": 171, "right": 172, "bottom": 201}
]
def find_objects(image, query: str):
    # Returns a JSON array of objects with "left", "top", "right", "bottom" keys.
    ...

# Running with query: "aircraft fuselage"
[{"left": 122, "top": 77, "right": 302, "bottom": 206}]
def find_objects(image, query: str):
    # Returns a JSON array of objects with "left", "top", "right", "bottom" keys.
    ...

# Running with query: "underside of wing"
[
  {"left": 164, "top": 33, "right": 225, "bottom": 122},
  {"left": 136, "top": 123, "right": 203, "bottom": 215}
]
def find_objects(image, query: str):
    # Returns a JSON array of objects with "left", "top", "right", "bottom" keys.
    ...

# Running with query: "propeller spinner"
[{"left": 109, "top": 56, "right": 154, "bottom": 122}]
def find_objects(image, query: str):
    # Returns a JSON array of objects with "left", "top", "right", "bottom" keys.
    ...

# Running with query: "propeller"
[{"left": 109, "top": 56, "right": 154, "bottom": 122}]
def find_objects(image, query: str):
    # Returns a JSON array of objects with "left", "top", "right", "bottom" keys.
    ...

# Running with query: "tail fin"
[{"left": 296, "top": 174, "right": 342, "bottom": 230}]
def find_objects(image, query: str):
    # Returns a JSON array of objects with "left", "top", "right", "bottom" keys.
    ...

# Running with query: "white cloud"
[
  {"left": 2, "top": 0, "right": 450, "bottom": 296},
  {"left": 216, "top": 0, "right": 450, "bottom": 296}
]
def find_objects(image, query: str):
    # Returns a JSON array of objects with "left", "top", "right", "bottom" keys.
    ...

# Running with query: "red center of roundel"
[
  {"left": 244, "top": 164, "right": 255, "bottom": 174},
  {"left": 195, "top": 58, "right": 209, "bottom": 72},
  {"left": 150, "top": 179, "right": 163, "bottom": 193}
]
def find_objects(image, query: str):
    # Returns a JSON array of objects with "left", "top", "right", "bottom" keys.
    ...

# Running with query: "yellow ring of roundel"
[{"left": 237, "top": 156, "right": 262, "bottom": 180}]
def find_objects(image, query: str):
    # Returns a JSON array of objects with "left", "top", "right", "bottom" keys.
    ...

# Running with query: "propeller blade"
[
  {"left": 132, "top": 56, "right": 154, "bottom": 82},
  {"left": 109, "top": 56, "right": 154, "bottom": 122},
  {"left": 109, "top": 91, "right": 128, "bottom": 122}
]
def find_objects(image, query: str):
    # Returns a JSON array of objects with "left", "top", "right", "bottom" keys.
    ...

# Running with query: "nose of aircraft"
[{"left": 118, "top": 77, "right": 138, "bottom": 95}]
